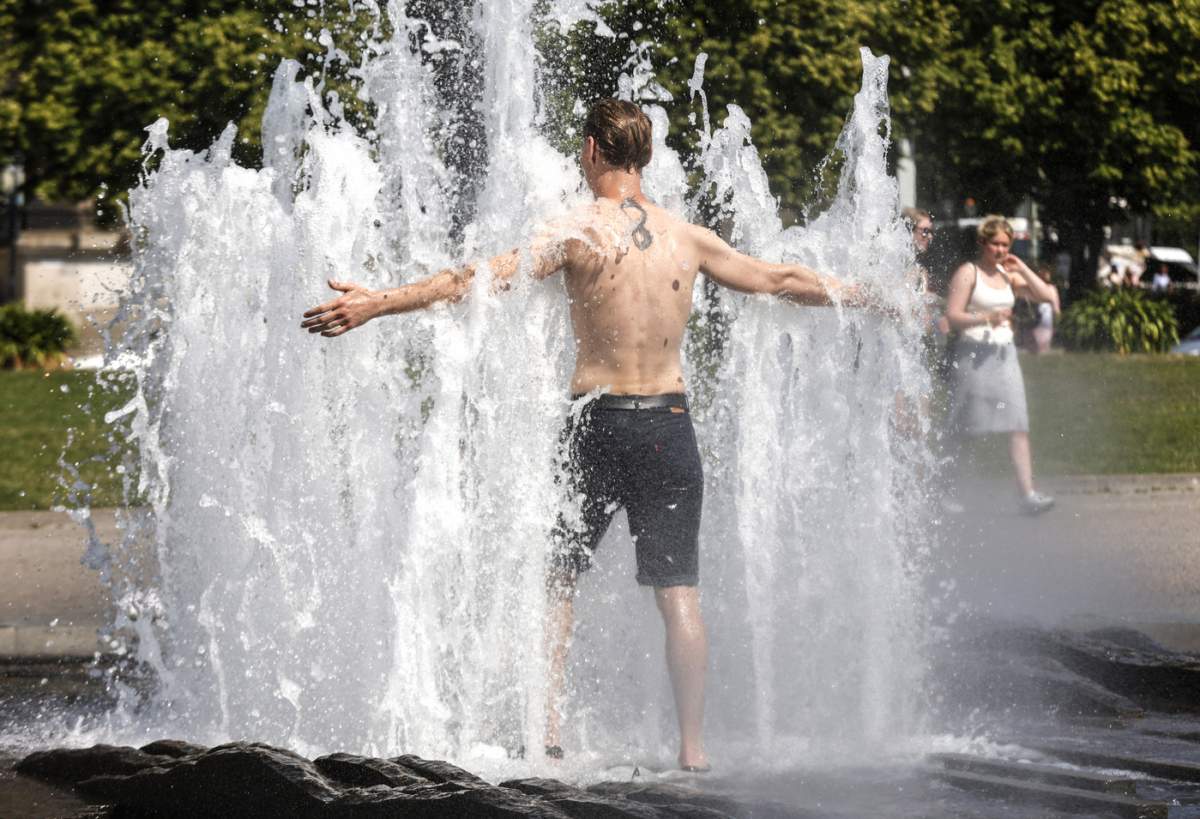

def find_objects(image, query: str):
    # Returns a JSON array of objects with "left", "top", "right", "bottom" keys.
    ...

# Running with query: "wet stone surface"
[
  {"left": 3, "top": 624, "right": 1200, "bottom": 817},
  {"left": 7, "top": 741, "right": 773, "bottom": 818},
  {"left": 7, "top": 735, "right": 1200, "bottom": 819}
]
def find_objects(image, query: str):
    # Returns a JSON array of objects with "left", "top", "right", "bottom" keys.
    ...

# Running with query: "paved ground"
[
  {"left": 943, "top": 473, "right": 1200, "bottom": 651},
  {"left": 1, "top": 474, "right": 1197, "bottom": 658},
  {"left": 0, "top": 509, "right": 122, "bottom": 657}
]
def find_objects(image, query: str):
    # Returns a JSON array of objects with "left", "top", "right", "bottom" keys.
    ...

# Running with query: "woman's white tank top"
[{"left": 962, "top": 263, "right": 1015, "bottom": 345}]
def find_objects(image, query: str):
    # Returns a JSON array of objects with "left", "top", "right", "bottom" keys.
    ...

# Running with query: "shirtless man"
[{"left": 301, "top": 99, "right": 870, "bottom": 771}]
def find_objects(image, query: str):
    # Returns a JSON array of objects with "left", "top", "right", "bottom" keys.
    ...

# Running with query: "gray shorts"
[{"left": 950, "top": 340, "right": 1029, "bottom": 434}]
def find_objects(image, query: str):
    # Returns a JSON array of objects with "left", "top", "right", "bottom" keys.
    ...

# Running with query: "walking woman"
[{"left": 946, "top": 216, "right": 1058, "bottom": 515}]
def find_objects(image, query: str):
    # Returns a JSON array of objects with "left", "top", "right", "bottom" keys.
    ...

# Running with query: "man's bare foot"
[{"left": 678, "top": 750, "right": 709, "bottom": 772}]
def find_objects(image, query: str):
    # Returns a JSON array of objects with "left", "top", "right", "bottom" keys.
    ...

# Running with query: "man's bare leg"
[
  {"left": 544, "top": 575, "right": 577, "bottom": 755},
  {"left": 654, "top": 585, "right": 709, "bottom": 770}
]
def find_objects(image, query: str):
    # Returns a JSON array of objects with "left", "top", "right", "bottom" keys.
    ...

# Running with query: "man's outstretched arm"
[
  {"left": 692, "top": 226, "right": 872, "bottom": 307},
  {"left": 301, "top": 241, "right": 564, "bottom": 338}
]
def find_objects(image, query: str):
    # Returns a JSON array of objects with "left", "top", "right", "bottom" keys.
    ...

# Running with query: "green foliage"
[
  {"left": 1058, "top": 288, "right": 1180, "bottom": 354},
  {"left": 894, "top": 0, "right": 1200, "bottom": 289},
  {"left": 590, "top": 1, "right": 1199, "bottom": 280},
  {"left": 3, "top": 0, "right": 1198, "bottom": 264},
  {"left": 0, "top": 0, "right": 378, "bottom": 221},
  {"left": 0, "top": 303, "right": 78, "bottom": 369},
  {"left": 1160, "top": 289, "right": 1200, "bottom": 337},
  {"left": 600, "top": 0, "right": 900, "bottom": 216}
]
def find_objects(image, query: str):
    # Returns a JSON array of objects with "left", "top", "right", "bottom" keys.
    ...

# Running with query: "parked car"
[
  {"left": 1148, "top": 246, "right": 1199, "bottom": 289},
  {"left": 1171, "top": 326, "right": 1200, "bottom": 356}
]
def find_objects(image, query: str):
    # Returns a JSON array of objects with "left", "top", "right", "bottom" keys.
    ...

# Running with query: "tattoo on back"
[{"left": 620, "top": 198, "right": 653, "bottom": 251}]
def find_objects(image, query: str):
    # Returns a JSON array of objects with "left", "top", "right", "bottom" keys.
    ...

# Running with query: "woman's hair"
[
  {"left": 977, "top": 215, "right": 1014, "bottom": 242},
  {"left": 901, "top": 206, "right": 931, "bottom": 226},
  {"left": 583, "top": 99, "right": 653, "bottom": 172}
]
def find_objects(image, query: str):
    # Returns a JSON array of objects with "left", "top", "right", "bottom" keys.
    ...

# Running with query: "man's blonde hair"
[{"left": 583, "top": 99, "right": 653, "bottom": 172}]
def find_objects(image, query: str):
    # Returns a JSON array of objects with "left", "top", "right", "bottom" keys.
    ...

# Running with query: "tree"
[
  {"left": 588, "top": 0, "right": 1200, "bottom": 293},
  {"left": 609, "top": 0, "right": 898, "bottom": 217},
  {"left": 0, "top": 0, "right": 376, "bottom": 221},
  {"left": 534, "top": 0, "right": 960, "bottom": 221},
  {"left": 885, "top": 0, "right": 1200, "bottom": 294}
]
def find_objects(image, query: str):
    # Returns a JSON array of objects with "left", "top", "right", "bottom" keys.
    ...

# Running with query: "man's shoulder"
[{"left": 641, "top": 203, "right": 704, "bottom": 242}]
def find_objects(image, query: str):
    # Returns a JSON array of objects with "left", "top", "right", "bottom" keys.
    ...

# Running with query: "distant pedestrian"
[
  {"left": 1029, "top": 262, "right": 1060, "bottom": 354},
  {"left": 902, "top": 205, "right": 951, "bottom": 358},
  {"left": 1131, "top": 241, "right": 1150, "bottom": 286},
  {"left": 945, "top": 216, "right": 1058, "bottom": 516},
  {"left": 1151, "top": 263, "right": 1172, "bottom": 294},
  {"left": 895, "top": 207, "right": 938, "bottom": 438}
]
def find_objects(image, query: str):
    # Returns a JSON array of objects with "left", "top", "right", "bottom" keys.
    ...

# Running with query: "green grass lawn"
[
  {"left": 0, "top": 370, "right": 133, "bottom": 510},
  {"left": 1, "top": 353, "right": 1198, "bottom": 511},
  {"left": 960, "top": 352, "right": 1200, "bottom": 476}
]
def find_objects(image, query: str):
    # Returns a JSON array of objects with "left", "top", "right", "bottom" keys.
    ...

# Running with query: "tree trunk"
[{"left": 1062, "top": 218, "right": 1106, "bottom": 303}]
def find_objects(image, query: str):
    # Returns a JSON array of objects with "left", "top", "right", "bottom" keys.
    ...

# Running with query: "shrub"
[
  {"left": 1159, "top": 289, "right": 1200, "bottom": 337},
  {"left": 0, "top": 303, "right": 79, "bottom": 369},
  {"left": 1058, "top": 288, "right": 1180, "bottom": 354}
]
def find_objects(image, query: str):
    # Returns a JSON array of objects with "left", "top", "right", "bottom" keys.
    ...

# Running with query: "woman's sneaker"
[{"left": 1020, "top": 490, "right": 1055, "bottom": 516}]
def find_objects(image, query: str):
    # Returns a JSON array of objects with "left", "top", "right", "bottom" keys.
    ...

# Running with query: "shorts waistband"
[{"left": 572, "top": 393, "right": 688, "bottom": 411}]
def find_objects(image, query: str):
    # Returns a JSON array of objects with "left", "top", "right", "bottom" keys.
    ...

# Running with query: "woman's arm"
[
  {"left": 1003, "top": 255, "right": 1057, "bottom": 303},
  {"left": 945, "top": 263, "right": 1010, "bottom": 332}
]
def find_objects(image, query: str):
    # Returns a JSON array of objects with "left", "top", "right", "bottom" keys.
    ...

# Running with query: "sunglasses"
[{"left": 917, "top": 228, "right": 933, "bottom": 237}]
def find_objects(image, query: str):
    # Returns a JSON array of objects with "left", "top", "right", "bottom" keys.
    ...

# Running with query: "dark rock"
[
  {"left": 77, "top": 742, "right": 340, "bottom": 819},
  {"left": 933, "top": 621, "right": 1200, "bottom": 718},
  {"left": 390, "top": 753, "right": 489, "bottom": 786},
  {"left": 588, "top": 783, "right": 738, "bottom": 818},
  {"left": 314, "top": 752, "right": 426, "bottom": 788},
  {"left": 14, "top": 744, "right": 177, "bottom": 785},
  {"left": 422, "top": 784, "right": 576, "bottom": 818},
  {"left": 139, "top": 739, "right": 206, "bottom": 758},
  {"left": 500, "top": 778, "right": 583, "bottom": 798},
  {"left": 503, "top": 777, "right": 667, "bottom": 818},
  {"left": 945, "top": 651, "right": 1145, "bottom": 717},
  {"left": 334, "top": 781, "right": 576, "bottom": 818},
  {"left": 18, "top": 742, "right": 778, "bottom": 819},
  {"left": 654, "top": 808, "right": 744, "bottom": 819},
  {"left": 1086, "top": 627, "right": 1171, "bottom": 653},
  {"left": 979, "top": 626, "right": 1200, "bottom": 713}
]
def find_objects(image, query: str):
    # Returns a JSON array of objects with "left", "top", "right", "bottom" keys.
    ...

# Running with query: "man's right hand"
[{"left": 301, "top": 279, "right": 379, "bottom": 337}]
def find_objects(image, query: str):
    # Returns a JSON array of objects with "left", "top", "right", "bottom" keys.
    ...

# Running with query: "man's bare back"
[{"left": 563, "top": 197, "right": 700, "bottom": 395}]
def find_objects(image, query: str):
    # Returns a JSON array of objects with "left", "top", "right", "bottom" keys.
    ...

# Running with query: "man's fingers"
[
  {"left": 301, "top": 311, "right": 341, "bottom": 328},
  {"left": 303, "top": 312, "right": 353, "bottom": 333},
  {"left": 328, "top": 278, "right": 356, "bottom": 292},
  {"left": 302, "top": 297, "right": 342, "bottom": 318}
]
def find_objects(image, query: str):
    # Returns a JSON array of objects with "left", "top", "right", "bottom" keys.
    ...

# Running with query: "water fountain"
[
  {"left": 67, "top": 1, "right": 936, "bottom": 778},
  {"left": 9, "top": 4, "right": 1200, "bottom": 817}
]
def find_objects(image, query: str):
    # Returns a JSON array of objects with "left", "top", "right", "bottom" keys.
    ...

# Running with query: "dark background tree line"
[{"left": 2, "top": 0, "right": 1198, "bottom": 297}]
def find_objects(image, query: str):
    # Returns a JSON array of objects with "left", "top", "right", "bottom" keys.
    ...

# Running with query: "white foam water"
[{"left": 73, "top": 3, "right": 934, "bottom": 775}]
